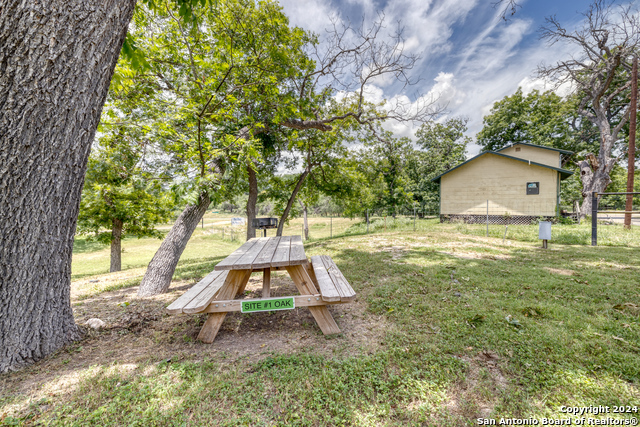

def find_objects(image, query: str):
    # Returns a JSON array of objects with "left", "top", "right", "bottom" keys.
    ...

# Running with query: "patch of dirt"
[
  {"left": 1, "top": 271, "right": 389, "bottom": 410},
  {"left": 379, "top": 245, "right": 409, "bottom": 260},
  {"left": 191, "top": 273, "right": 386, "bottom": 358},
  {"left": 544, "top": 267, "right": 575, "bottom": 276},
  {"left": 71, "top": 268, "right": 146, "bottom": 299},
  {"left": 442, "top": 350, "right": 508, "bottom": 421},
  {"left": 437, "top": 250, "right": 511, "bottom": 261}
]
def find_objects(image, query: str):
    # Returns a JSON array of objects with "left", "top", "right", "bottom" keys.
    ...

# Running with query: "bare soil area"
[{"left": 1, "top": 271, "right": 388, "bottom": 402}]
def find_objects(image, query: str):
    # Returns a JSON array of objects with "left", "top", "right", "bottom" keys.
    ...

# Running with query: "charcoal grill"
[{"left": 252, "top": 217, "right": 278, "bottom": 237}]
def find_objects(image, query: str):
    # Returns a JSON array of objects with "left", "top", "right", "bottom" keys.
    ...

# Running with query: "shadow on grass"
[
  {"left": 73, "top": 237, "right": 108, "bottom": 254},
  {"left": 171, "top": 255, "right": 228, "bottom": 282},
  {"left": 72, "top": 255, "right": 230, "bottom": 298}
]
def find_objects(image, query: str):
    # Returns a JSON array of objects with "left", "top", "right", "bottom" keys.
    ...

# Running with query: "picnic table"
[{"left": 167, "top": 235, "right": 355, "bottom": 343}]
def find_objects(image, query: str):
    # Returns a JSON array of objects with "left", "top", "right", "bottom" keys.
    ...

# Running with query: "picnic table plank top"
[
  {"left": 270, "top": 235, "right": 292, "bottom": 267},
  {"left": 214, "top": 235, "right": 308, "bottom": 271},
  {"left": 252, "top": 236, "right": 281, "bottom": 268},
  {"left": 233, "top": 237, "right": 270, "bottom": 270},
  {"left": 215, "top": 238, "right": 259, "bottom": 270},
  {"left": 289, "top": 235, "right": 307, "bottom": 266}
]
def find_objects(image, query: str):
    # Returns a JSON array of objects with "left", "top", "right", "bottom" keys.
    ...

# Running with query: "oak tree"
[{"left": 0, "top": 0, "right": 137, "bottom": 373}]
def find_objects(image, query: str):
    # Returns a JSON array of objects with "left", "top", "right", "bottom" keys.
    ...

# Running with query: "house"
[{"left": 432, "top": 142, "right": 574, "bottom": 224}]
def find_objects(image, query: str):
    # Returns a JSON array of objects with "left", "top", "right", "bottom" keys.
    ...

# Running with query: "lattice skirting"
[{"left": 440, "top": 214, "right": 557, "bottom": 225}]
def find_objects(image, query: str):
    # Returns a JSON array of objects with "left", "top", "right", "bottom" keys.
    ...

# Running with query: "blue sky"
[{"left": 277, "top": 0, "right": 592, "bottom": 155}]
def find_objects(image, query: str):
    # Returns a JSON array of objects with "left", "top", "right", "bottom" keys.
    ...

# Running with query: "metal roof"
[
  {"left": 496, "top": 142, "right": 574, "bottom": 155},
  {"left": 431, "top": 151, "right": 574, "bottom": 183}
]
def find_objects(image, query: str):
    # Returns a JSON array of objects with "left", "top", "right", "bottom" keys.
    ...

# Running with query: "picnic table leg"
[
  {"left": 262, "top": 268, "right": 271, "bottom": 298},
  {"left": 197, "top": 269, "right": 252, "bottom": 343},
  {"left": 286, "top": 265, "right": 341, "bottom": 335},
  {"left": 236, "top": 273, "right": 251, "bottom": 297},
  {"left": 304, "top": 263, "right": 317, "bottom": 286}
]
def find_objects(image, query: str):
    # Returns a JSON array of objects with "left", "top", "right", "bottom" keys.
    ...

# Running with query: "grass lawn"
[{"left": 1, "top": 220, "right": 639, "bottom": 426}]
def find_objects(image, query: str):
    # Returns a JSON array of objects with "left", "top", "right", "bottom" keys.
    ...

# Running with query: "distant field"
[
  {"left": 71, "top": 214, "right": 359, "bottom": 279},
  {"left": 72, "top": 213, "right": 640, "bottom": 281}
]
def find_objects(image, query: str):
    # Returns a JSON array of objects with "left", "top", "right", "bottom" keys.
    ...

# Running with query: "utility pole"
[{"left": 626, "top": 56, "right": 637, "bottom": 229}]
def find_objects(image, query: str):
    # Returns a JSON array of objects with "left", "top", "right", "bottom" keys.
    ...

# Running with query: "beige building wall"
[
  {"left": 499, "top": 144, "right": 560, "bottom": 167},
  {"left": 440, "top": 154, "right": 558, "bottom": 216}
]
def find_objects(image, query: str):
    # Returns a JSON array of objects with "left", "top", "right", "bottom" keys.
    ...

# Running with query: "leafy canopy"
[
  {"left": 477, "top": 88, "right": 576, "bottom": 153},
  {"left": 78, "top": 134, "right": 174, "bottom": 244}
]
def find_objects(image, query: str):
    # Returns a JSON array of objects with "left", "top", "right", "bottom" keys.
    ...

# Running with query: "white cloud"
[
  {"left": 276, "top": 0, "right": 337, "bottom": 34},
  {"left": 277, "top": 0, "right": 584, "bottom": 158},
  {"left": 382, "top": 0, "right": 481, "bottom": 56},
  {"left": 426, "top": 72, "right": 465, "bottom": 110},
  {"left": 518, "top": 76, "right": 574, "bottom": 97}
]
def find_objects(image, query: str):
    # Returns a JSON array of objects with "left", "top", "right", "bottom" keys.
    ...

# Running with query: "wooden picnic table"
[{"left": 167, "top": 235, "right": 355, "bottom": 343}]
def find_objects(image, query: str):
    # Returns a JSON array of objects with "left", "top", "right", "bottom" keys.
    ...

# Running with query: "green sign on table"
[{"left": 241, "top": 297, "right": 295, "bottom": 313}]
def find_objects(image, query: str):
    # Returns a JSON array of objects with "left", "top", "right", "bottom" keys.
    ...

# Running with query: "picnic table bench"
[{"left": 167, "top": 235, "right": 355, "bottom": 343}]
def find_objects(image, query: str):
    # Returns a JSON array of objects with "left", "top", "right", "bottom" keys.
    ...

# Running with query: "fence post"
[
  {"left": 330, "top": 214, "right": 332, "bottom": 238},
  {"left": 486, "top": 200, "right": 489, "bottom": 237},
  {"left": 591, "top": 192, "right": 598, "bottom": 246},
  {"left": 366, "top": 209, "right": 369, "bottom": 233}
]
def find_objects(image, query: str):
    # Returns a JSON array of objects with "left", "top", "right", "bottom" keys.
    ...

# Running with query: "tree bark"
[
  {"left": 578, "top": 154, "right": 614, "bottom": 218},
  {"left": 299, "top": 200, "right": 309, "bottom": 240},
  {"left": 276, "top": 170, "right": 309, "bottom": 236},
  {"left": 577, "top": 100, "right": 620, "bottom": 217},
  {"left": 137, "top": 192, "right": 211, "bottom": 297},
  {"left": 246, "top": 164, "right": 258, "bottom": 241},
  {"left": 0, "top": 0, "right": 136, "bottom": 372},
  {"left": 110, "top": 219, "right": 123, "bottom": 272}
]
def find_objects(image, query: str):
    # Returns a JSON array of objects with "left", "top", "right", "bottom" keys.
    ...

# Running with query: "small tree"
[{"left": 78, "top": 137, "right": 174, "bottom": 272}]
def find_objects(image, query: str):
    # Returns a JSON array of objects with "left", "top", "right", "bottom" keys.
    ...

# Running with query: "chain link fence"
[{"left": 196, "top": 200, "right": 640, "bottom": 247}]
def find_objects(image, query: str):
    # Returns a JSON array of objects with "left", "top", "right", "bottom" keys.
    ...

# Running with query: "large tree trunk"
[
  {"left": 0, "top": 0, "right": 135, "bottom": 373},
  {"left": 137, "top": 192, "right": 211, "bottom": 297},
  {"left": 576, "top": 99, "right": 626, "bottom": 218},
  {"left": 579, "top": 152, "right": 614, "bottom": 218},
  {"left": 246, "top": 164, "right": 258, "bottom": 241},
  {"left": 110, "top": 219, "right": 123, "bottom": 272},
  {"left": 276, "top": 170, "right": 309, "bottom": 236}
]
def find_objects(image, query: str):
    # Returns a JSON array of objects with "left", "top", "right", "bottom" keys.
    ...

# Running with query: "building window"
[
  {"left": 515, "top": 147, "right": 521, "bottom": 152},
  {"left": 527, "top": 182, "right": 539, "bottom": 195}
]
